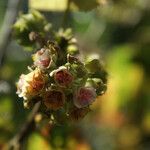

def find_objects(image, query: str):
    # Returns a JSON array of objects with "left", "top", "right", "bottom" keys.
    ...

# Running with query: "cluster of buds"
[
  {"left": 15, "top": 11, "right": 107, "bottom": 123},
  {"left": 13, "top": 10, "right": 52, "bottom": 49}
]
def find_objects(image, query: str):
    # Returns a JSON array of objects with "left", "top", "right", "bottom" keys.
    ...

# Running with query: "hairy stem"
[{"left": 8, "top": 101, "right": 41, "bottom": 149}]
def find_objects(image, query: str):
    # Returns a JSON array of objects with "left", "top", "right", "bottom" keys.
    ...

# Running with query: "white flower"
[{"left": 44, "top": 90, "right": 65, "bottom": 110}]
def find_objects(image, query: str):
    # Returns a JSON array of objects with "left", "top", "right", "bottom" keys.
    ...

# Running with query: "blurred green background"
[{"left": 0, "top": 0, "right": 150, "bottom": 149}]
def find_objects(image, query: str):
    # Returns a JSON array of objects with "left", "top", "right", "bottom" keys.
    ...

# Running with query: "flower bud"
[
  {"left": 50, "top": 66, "right": 74, "bottom": 87},
  {"left": 67, "top": 54, "right": 79, "bottom": 63},
  {"left": 69, "top": 107, "right": 90, "bottom": 121},
  {"left": 55, "top": 28, "right": 79, "bottom": 55},
  {"left": 44, "top": 90, "right": 65, "bottom": 110},
  {"left": 73, "top": 64, "right": 88, "bottom": 78},
  {"left": 67, "top": 55, "right": 88, "bottom": 78},
  {"left": 13, "top": 10, "right": 50, "bottom": 49},
  {"left": 85, "top": 78, "right": 107, "bottom": 95},
  {"left": 85, "top": 78, "right": 102, "bottom": 88},
  {"left": 73, "top": 87, "right": 97, "bottom": 108},
  {"left": 16, "top": 69, "right": 47, "bottom": 100},
  {"left": 97, "top": 84, "right": 107, "bottom": 95},
  {"left": 67, "top": 44, "right": 79, "bottom": 55},
  {"left": 32, "top": 48, "right": 55, "bottom": 69},
  {"left": 85, "top": 58, "right": 101, "bottom": 73}
]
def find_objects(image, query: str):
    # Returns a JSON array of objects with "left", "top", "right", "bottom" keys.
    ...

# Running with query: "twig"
[
  {"left": 0, "top": 0, "right": 22, "bottom": 68},
  {"left": 8, "top": 101, "right": 41, "bottom": 150}
]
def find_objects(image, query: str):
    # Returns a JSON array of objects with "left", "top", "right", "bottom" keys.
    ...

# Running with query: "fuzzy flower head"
[
  {"left": 73, "top": 87, "right": 97, "bottom": 108},
  {"left": 44, "top": 90, "right": 65, "bottom": 110},
  {"left": 50, "top": 66, "right": 74, "bottom": 87},
  {"left": 32, "top": 48, "right": 55, "bottom": 70},
  {"left": 16, "top": 69, "right": 47, "bottom": 100}
]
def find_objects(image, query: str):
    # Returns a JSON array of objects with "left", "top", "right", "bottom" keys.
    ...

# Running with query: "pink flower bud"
[
  {"left": 51, "top": 67, "right": 74, "bottom": 87},
  {"left": 32, "top": 48, "right": 52, "bottom": 69},
  {"left": 44, "top": 90, "right": 65, "bottom": 110},
  {"left": 73, "top": 87, "right": 97, "bottom": 108}
]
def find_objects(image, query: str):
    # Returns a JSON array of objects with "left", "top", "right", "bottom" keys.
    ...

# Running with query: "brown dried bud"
[
  {"left": 69, "top": 107, "right": 90, "bottom": 121},
  {"left": 44, "top": 90, "right": 65, "bottom": 110},
  {"left": 16, "top": 69, "right": 47, "bottom": 100}
]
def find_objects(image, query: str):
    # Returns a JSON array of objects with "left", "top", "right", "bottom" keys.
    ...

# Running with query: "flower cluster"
[
  {"left": 13, "top": 10, "right": 52, "bottom": 50},
  {"left": 15, "top": 11, "right": 107, "bottom": 123}
]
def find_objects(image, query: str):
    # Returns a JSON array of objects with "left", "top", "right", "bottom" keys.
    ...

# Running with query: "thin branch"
[
  {"left": 8, "top": 101, "right": 41, "bottom": 149},
  {"left": 0, "top": 0, "right": 22, "bottom": 68}
]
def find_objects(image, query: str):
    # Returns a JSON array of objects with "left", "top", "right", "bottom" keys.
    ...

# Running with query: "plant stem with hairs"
[{"left": 8, "top": 101, "right": 41, "bottom": 149}]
